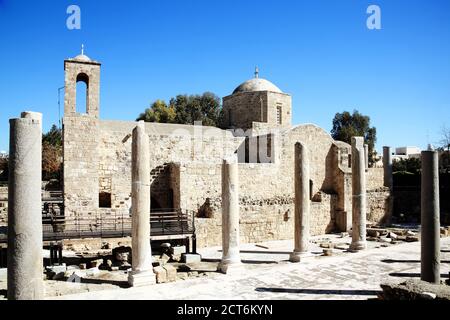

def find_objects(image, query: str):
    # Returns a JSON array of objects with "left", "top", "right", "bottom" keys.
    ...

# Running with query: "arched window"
[{"left": 76, "top": 73, "right": 89, "bottom": 114}]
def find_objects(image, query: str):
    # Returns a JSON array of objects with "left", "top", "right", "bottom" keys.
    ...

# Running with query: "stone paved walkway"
[{"left": 52, "top": 236, "right": 450, "bottom": 300}]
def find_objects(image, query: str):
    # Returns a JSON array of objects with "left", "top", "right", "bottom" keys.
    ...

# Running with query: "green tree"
[
  {"left": 392, "top": 158, "right": 421, "bottom": 174},
  {"left": 42, "top": 125, "right": 62, "bottom": 181},
  {"left": 138, "top": 92, "right": 222, "bottom": 127},
  {"left": 136, "top": 100, "right": 176, "bottom": 123},
  {"left": 42, "top": 124, "right": 62, "bottom": 147},
  {"left": 331, "top": 110, "right": 378, "bottom": 166}
]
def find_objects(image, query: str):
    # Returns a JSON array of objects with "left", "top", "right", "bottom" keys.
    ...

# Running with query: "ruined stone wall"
[
  {"left": 180, "top": 160, "right": 337, "bottom": 248},
  {"left": 0, "top": 186, "right": 7, "bottom": 226},
  {"left": 281, "top": 124, "right": 337, "bottom": 197},
  {"left": 367, "top": 189, "right": 390, "bottom": 224},
  {"left": 63, "top": 117, "right": 390, "bottom": 245},
  {"left": 367, "top": 167, "right": 385, "bottom": 191},
  {"left": 95, "top": 120, "right": 243, "bottom": 218}
]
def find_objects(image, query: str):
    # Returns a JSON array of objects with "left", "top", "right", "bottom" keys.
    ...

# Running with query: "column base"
[
  {"left": 218, "top": 260, "right": 243, "bottom": 275},
  {"left": 349, "top": 241, "right": 366, "bottom": 252},
  {"left": 289, "top": 251, "right": 311, "bottom": 262},
  {"left": 128, "top": 270, "right": 156, "bottom": 287},
  {"left": 181, "top": 253, "right": 202, "bottom": 264}
]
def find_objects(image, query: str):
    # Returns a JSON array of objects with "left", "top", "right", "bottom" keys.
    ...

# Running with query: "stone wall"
[
  {"left": 194, "top": 191, "right": 337, "bottom": 248},
  {"left": 222, "top": 91, "right": 292, "bottom": 131},
  {"left": 0, "top": 186, "right": 7, "bottom": 226},
  {"left": 367, "top": 189, "right": 390, "bottom": 224},
  {"left": 367, "top": 168, "right": 385, "bottom": 191},
  {"left": 63, "top": 118, "right": 389, "bottom": 246}
]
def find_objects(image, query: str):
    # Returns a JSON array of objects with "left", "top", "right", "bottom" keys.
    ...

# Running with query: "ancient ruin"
[
  {"left": 1, "top": 50, "right": 449, "bottom": 302},
  {"left": 59, "top": 52, "right": 391, "bottom": 247}
]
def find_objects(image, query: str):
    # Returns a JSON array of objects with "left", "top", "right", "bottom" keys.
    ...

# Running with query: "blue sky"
[{"left": 0, "top": 0, "right": 449, "bottom": 154}]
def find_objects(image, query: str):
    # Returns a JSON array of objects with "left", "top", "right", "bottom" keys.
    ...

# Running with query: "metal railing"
[{"left": 1, "top": 208, "right": 196, "bottom": 243}]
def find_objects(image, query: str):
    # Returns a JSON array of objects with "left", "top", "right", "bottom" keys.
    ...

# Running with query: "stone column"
[
  {"left": 364, "top": 144, "right": 369, "bottom": 171},
  {"left": 383, "top": 146, "right": 393, "bottom": 189},
  {"left": 290, "top": 142, "right": 310, "bottom": 262},
  {"left": 350, "top": 137, "right": 367, "bottom": 251},
  {"left": 421, "top": 150, "right": 440, "bottom": 284},
  {"left": 128, "top": 121, "right": 156, "bottom": 287},
  {"left": 7, "top": 112, "right": 44, "bottom": 300},
  {"left": 219, "top": 156, "right": 242, "bottom": 274},
  {"left": 383, "top": 146, "right": 394, "bottom": 225}
]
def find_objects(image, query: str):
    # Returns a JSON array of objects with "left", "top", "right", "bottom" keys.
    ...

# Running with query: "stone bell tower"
[
  {"left": 64, "top": 44, "right": 101, "bottom": 118},
  {"left": 63, "top": 46, "right": 101, "bottom": 219}
]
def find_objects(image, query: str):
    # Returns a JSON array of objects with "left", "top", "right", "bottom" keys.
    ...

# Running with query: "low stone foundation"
[{"left": 380, "top": 280, "right": 450, "bottom": 300}]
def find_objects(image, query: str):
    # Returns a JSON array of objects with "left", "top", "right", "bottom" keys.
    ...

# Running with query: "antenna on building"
[
  {"left": 58, "top": 86, "right": 65, "bottom": 129},
  {"left": 254, "top": 66, "right": 259, "bottom": 79}
]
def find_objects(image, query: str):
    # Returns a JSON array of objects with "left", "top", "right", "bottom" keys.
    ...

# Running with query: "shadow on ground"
[
  {"left": 389, "top": 272, "right": 449, "bottom": 278},
  {"left": 79, "top": 278, "right": 129, "bottom": 288},
  {"left": 382, "top": 259, "right": 450, "bottom": 264},
  {"left": 255, "top": 287, "right": 381, "bottom": 296},
  {"left": 201, "top": 258, "right": 279, "bottom": 265}
]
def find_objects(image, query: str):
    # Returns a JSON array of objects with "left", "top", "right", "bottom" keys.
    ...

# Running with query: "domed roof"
[
  {"left": 73, "top": 54, "right": 92, "bottom": 62},
  {"left": 233, "top": 78, "right": 282, "bottom": 94},
  {"left": 233, "top": 68, "right": 283, "bottom": 94}
]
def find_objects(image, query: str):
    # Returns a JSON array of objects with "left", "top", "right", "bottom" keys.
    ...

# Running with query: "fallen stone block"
[
  {"left": 379, "top": 280, "right": 450, "bottom": 300},
  {"left": 335, "top": 244, "right": 348, "bottom": 250},
  {"left": 79, "top": 263, "right": 87, "bottom": 270},
  {"left": 113, "top": 246, "right": 131, "bottom": 263},
  {"left": 379, "top": 237, "right": 392, "bottom": 243},
  {"left": 181, "top": 253, "right": 202, "bottom": 264},
  {"left": 406, "top": 236, "right": 419, "bottom": 242},
  {"left": 388, "top": 232, "right": 398, "bottom": 240},
  {"left": 89, "top": 259, "right": 104, "bottom": 268},
  {"left": 160, "top": 253, "right": 171, "bottom": 265},
  {"left": 153, "top": 266, "right": 167, "bottom": 284},
  {"left": 171, "top": 246, "right": 186, "bottom": 256},
  {"left": 163, "top": 264, "right": 177, "bottom": 282},
  {"left": 86, "top": 267, "right": 100, "bottom": 277},
  {"left": 323, "top": 249, "right": 333, "bottom": 256},
  {"left": 367, "top": 230, "right": 380, "bottom": 238},
  {"left": 46, "top": 264, "right": 67, "bottom": 280},
  {"left": 319, "top": 242, "right": 334, "bottom": 249}
]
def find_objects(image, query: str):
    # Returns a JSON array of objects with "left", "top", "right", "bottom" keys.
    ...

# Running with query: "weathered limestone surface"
[
  {"left": 350, "top": 137, "right": 367, "bottom": 251},
  {"left": 128, "top": 122, "right": 155, "bottom": 287},
  {"left": 7, "top": 112, "right": 43, "bottom": 300},
  {"left": 219, "top": 157, "right": 242, "bottom": 273},
  {"left": 290, "top": 142, "right": 310, "bottom": 262},
  {"left": 420, "top": 151, "right": 440, "bottom": 284},
  {"left": 61, "top": 54, "right": 390, "bottom": 249},
  {"left": 222, "top": 91, "right": 292, "bottom": 131}
]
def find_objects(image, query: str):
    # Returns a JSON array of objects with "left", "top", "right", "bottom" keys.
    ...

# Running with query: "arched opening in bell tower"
[{"left": 75, "top": 72, "right": 89, "bottom": 114}]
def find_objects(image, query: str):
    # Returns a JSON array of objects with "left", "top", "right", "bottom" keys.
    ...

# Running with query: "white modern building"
[{"left": 392, "top": 146, "right": 421, "bottom": 162}]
